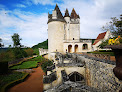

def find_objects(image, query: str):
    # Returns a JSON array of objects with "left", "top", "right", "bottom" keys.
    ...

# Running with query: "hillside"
[{"left": 32, "top": 39, "right": 48, "bottom": 55}]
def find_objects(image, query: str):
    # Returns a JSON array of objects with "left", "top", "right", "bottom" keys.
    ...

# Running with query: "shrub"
[
  {"left": 0, "top": 62, "right": 8, "bottom": 74},
  {"left": 24, "top": 48, "right": 34, "bottom": 56},
  {"left": 41, "top": 60, "right": 53, "bottom": 72},
  {"left": 0, "top": 51, "right": 15, "bottom": 62}
]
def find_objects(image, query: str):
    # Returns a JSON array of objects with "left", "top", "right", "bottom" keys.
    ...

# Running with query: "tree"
[
  {"left": 11, "top": 33, "right": 27, "bottom": 59},
  {"left": 12, "top": 33, "right": 22, "bottom": 47},
  {"left": 102, "top": 15, "right": 122, "bottom": 37},
  {"left": 0, "top": 38, "right": 4, "bottom": 48}
]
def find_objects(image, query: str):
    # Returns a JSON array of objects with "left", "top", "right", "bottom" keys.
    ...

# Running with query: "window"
[{"left": 82, "top": 44, "right": 88, "bottom": 50}]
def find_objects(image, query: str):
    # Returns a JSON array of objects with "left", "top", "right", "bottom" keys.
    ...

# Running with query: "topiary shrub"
[{"left": 0, "top": 62, "right": 8, "bottom": 74}]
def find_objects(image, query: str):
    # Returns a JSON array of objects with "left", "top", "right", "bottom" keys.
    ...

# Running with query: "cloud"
[
  {"left": 59, "top": 0, "right": 122, "bottom": 38},
  {"left": 0, "top": 4, "right": 6, "bottom": 9},
  {"left": 0, "top": 9, "right": 48, "bottom": 47},
  {"left": 23, "top": 0, "right": 55, "bottom": 5},
  {"left": 15, "top": 4, "right": 27, "bottom": 8},
  {"left": 0, "top": 0, "right": 122, "bottom": 47}
]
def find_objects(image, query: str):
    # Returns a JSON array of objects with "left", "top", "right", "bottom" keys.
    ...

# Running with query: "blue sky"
[{"left": 0, "top": 0, "right": 122, "bottom": 47}]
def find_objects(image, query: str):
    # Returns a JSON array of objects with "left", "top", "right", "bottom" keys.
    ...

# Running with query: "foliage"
[
  {"left": 0, "top": 50, "right": 15, "bottom": 62},
  {"left": 98, "top": 40, "right": 109, "bottom": 49},
  {"left": 10, "top": 60, "right": 39, "bottom": 69},
  {"left": 108, "top": 36, "right": 121, "bottom": 45},
  {"left": 33, "top": 48, "right": 39, "bottom": 55},
  {"left": 0, "top": 38, "right": 4, "bottom": 48},
  {"left": 12, "top": 33, "right": 22, "bottom": 47},
  {"left": 10, "top": 56, "right": 43, "bottom": 69},
  {"left": 41, "top": 60, "right": 53, "bottom": 72},
  {"left": 0, "top": 72, "right": 26, "bottom": 90},
  {"left": 102, "top": 15, "right": 122, "bottom": 37},
  {"left": 32, "top": 39, "right": 48, "bottom": 55},
  {"left": 11, "top": 33, "right": 27, "bottom": 59},
  {"left": 24, "top": 48, "right": 34, "bottom": 56},
  {"left": 0, "top": 62, "right": 8, "bottom": 74}
]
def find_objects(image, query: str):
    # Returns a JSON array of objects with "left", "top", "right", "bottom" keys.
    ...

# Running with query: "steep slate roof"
[
  {"left": 54, "top": 4, "right": 64, "bottom": 20},
  {"left": 93, "top": 32, "right": 107, "bottom": 45},
  {"left": 70, "top": 8, "right": 79, "bottom": 19},
  {"left": 64, "top": 8, "right": 70, "bottom": 17},
  {"left": 48, "top": 4, "right": 66, "bottom": 23}
]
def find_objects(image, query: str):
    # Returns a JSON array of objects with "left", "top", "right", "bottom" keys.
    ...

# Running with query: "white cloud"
[
  {"left": 15, "top": 4, "right": 27, "bottom": 8},
  {"left": 0, "top": 9, "right": 48, "bottom": 47},
  {"left": 0, "top": 0, "right": 122, "bottom": 47},
  {"left": 59, "top": 0, "right": 122, "bottom": 38},
  {"left": 23, "top": 0, "right": 55, "bottom": 5}
]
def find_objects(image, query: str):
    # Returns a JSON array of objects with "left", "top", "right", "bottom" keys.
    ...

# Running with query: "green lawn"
[
  {"left": 0, "top": 72, "right": 26, "bottom": 91},
  {"left": 10, "top": 56, "right": 44, "bottom": 69},
  {"left": 10, "top": 60, "right": 40, "bottom": 69}
]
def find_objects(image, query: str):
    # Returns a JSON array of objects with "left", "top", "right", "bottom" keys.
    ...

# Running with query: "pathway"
[{"left": 8, "top": 67, "right": 45, "bottom": 92}]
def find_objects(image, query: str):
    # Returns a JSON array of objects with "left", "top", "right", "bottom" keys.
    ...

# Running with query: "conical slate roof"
[
  {"left": 54, "top": 4, "right": 64, "bottom": 20},
  {"left": 64, "top": 8, "right": 70, "bottom": 17},
  {"left": 70, "top": 8, "right": 79, "bottom": 19}
]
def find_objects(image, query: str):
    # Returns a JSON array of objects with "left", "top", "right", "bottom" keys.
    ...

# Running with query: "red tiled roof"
[
  {"left": 93, "top": 32, "right": 106, "bottom": 45},
  {"left": 96, "top": 32, "right": 106, "bottom": 40},
  {"left": 93, "top": 40, "right": 100, "bottom": 45}
]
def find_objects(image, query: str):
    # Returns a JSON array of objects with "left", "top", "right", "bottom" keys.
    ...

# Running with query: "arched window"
[
  {"left": 68, "top": 72, "right": 84, "bottom": 82},
  {"left": 68, "top": 45, "right": 72, "bottom": 53},
  {"left": 74, "top": 45, "right": 78, "bottom": 52},
  {"left": 82, "top": 44, "right": 88, "bottom": 50},
  {"left": 73, "top": 38, "right": 74, "bottom": 40}
]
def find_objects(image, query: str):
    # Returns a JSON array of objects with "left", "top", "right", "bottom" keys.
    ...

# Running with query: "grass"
[
  {"left": 10, "top": 56, "right": 43, "bottom": 69},
  {"left": 0, "top": 72, "right": 26, "bottom": 91},
  {"left": 10, "top": 60, "right": 40, "bottom": 69}
]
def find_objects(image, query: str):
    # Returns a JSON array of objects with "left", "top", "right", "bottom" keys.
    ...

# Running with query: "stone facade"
[
  {"left": 43, "top": 53, "right": 122, "bottom": 92},
  {"left": 78, "top": 54, "right": 122, "bottom": 92},
  {"left": 48, "top": 5, "right": 93, "bottom": 59}
]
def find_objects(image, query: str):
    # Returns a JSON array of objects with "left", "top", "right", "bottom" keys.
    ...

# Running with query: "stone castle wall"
[{"left": 77, "top": 54, "right": 122, "bottom": 92}]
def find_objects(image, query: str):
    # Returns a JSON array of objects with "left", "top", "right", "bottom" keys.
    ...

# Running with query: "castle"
[
  {"left": 47, "top": 4, "right": 112, "bottom": 59},
  {"left": 42, "top": 5, "right": 121, "bottom": 92},
  {"left": 48, "top": 4, "right": 93, "bottom": 59}
]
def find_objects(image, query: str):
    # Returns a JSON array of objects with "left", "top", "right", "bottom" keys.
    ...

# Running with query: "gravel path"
[{"left": 8, "top": 67, "right": 45, "bottom": 92}]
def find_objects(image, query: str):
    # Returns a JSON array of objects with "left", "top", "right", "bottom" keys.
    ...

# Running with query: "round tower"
[{"left": 48, "top": 4, "right": 66, "bottom": 59}]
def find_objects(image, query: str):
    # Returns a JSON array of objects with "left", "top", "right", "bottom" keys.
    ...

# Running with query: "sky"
[{"left": 0, "top": 0, "right": 122, "bottom": 47}]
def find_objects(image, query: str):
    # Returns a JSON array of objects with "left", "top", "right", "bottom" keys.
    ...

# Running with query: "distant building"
[{"left": 93, "top": 30, "right": 113, "bottom": 50}]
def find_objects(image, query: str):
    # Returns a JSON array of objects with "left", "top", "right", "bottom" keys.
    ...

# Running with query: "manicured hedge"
[
  {"left": 0, "top": 62, "right": 8, "bottom": 74},
  {"left": 0, "top": 72, "right": 29, "bottom": 92}
]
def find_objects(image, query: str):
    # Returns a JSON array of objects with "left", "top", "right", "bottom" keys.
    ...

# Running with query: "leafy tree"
[
  {"left": 102, "top": 15, "right": 122, "bottom": 37},
  {"left": 11, "top": 33, "right": 27, "bottom": 59},
  {"left": 12, "top": 33, "right": 22, "bottom": 47},
  {"left": 0, "top": 38, "right": 4, "bottom": 48},
  {"left": 24, "top": 48, "right": 34, "bottom": 56}
]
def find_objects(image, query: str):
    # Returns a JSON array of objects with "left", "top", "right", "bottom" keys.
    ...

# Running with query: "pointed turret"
[
  {"left": 64, "top": 9, "right": 70, "bottom": 17},
  {"left": 54, "top": 4, "right": 64, "bottom": 19},
  {"left": 48, "top": 4, "right": 65, "bottom": 23},
  {"left": 70, "top": 8, "right": 78, "bottom": 19}
]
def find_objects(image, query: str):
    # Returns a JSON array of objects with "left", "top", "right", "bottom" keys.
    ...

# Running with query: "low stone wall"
[
  {"left": 77, "top": 54, "right": 122, "bottom": 92},
  {"left": 39, "top": 48, "right": 48, "bottom": 56}
]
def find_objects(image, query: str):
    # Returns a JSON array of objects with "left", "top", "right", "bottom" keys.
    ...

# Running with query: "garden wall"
[{"left": 77, "top": 54, "right": 122, "bottom": 92}]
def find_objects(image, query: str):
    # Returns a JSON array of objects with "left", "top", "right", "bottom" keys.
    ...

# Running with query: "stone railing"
[{"left": 81, "top": 53, "right": 110, "bottom": 61}]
